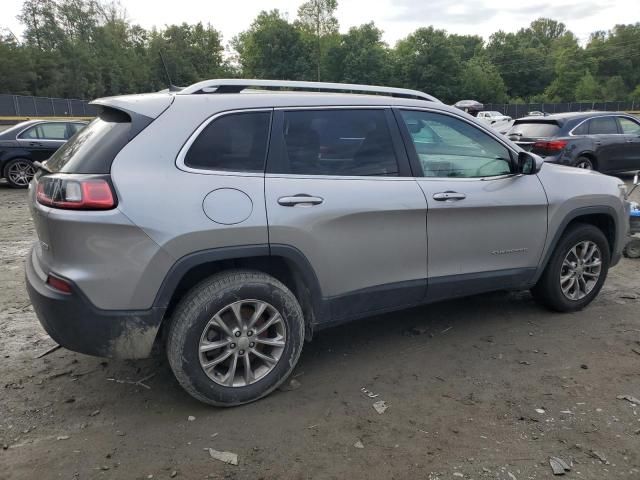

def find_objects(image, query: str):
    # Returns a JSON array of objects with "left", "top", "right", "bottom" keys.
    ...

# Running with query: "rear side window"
[
  {"left": 46, "top": 108, "right": 133, "bottom": 173},
  {"left": 184, "top": 112, "right": 271, "bottom": 172},
  {"left": 588, "top": 117, "right": 619, "bottom": 135},
  {"left": 280, "top": 109, "right": 398, "bottom": 176},
  {"left": 509, "top": 121, "right": 560, "bottom": 138}
]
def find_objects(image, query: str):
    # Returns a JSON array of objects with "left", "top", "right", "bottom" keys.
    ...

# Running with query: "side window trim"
[
  {"left": 392, "top": 107, "right": 518, "bottom": 179},
  {"left": 17, "top": 124, "right": 40, "bottom": 140},
  {"left": 265, "top": 106, "right": 413, "bottom": 177},
  {"left": 175, "top": 108, "right": 273, "bottom": 176}
]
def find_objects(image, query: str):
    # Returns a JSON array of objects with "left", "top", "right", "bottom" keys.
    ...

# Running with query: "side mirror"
[{"left": 517, "top": 151, "right": 542, "bottom": 175}]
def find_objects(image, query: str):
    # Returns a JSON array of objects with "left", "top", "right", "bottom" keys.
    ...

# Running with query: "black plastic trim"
[{"left": 426, "top": 268, "right": 537, "bottom": 303}]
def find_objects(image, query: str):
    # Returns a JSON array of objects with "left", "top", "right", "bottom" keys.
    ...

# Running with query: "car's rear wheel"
[
  {"left": 166, "top": 270, "right": 305, "bottom": 406},
  {"left": 4, "top": 158, "right": 35, "bottom": 188},
  {"left": 574, "top": 156, "right": 595, "bottom": 170},
  {"left": 531, "top": 224, "right": 610, "bottom": 312}
]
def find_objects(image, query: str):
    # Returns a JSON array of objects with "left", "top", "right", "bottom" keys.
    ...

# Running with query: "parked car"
[
  {"left": 0, "top": 120, "right": 87, "bottom": 188},
  {"left": 527, "top": 111, "right": 549, "bottom": 117},
  {"left": 477, "top": 111, "right": 512, "bottom": 123},
  {"left": 26, "top": 80, "right": 630, "bottom": 406},
  {"left": 506, "top": 112, "right": 640, "bottom": 172}
]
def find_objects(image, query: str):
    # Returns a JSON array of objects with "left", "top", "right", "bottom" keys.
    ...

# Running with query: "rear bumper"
[{"left": 25, "top": 246, "right": 165, "bottom": 359}]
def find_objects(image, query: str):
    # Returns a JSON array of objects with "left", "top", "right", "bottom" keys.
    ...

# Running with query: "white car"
[{"left": 477, "top": 111, "right": 512, "bottom": 123}]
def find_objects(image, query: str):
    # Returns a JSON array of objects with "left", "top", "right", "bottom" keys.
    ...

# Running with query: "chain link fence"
[
  {"left": 0, "top": 94, "right": 97, "bottom": 117},
  {"left": 484, "top": 101, "right": 639, "bottom": 119}
]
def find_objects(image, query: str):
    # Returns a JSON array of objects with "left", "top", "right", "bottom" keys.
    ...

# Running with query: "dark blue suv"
[{"left": 507, "top": 112, "right": 640, "bottom": 173}]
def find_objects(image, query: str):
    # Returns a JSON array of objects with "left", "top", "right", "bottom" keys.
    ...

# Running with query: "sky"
[{"left": 1, "top": 0, "right": 636, "bottom": 47}]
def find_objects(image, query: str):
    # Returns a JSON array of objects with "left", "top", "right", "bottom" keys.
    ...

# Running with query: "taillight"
[
  {"left": 533, "top": 140, "right": 568, "bottom": 152},
  {"left": 46, "top": 275, "right": 73, "bottom": 294},
  {"left": 36, "top": 175, "right": 116, "bottom": 210}
]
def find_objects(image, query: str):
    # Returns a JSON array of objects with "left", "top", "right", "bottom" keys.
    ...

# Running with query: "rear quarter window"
[{"left": 184, "top": 111, "right": 271, "bottom": 172}]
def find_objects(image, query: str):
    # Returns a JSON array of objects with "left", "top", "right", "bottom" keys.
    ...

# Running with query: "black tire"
[
  {"left": 574, "top": 156, "right": 596, "bottom": 171},
  {"left": 166, "top": 270, "right": 305, "bottom": 406},
  {"left": 531, "top": 224, "right": 610, "bottom": 312},
  {"left": 623, "top": 238, "right": 640, "bottom": 259},
  {"left": 4, "top": 158, "right": 36, "bottom": 188}
]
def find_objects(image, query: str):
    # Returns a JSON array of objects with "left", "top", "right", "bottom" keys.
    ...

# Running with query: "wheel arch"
[
  {"left": 153, "top": 245, "right": 327, "bottom": 345},
  {"left": 533, "top": 206, "right": 617, "bottom": 283}
]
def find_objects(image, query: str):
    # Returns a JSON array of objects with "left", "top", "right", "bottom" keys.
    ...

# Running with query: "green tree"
[
  {"left": 326, "top": 22, "right": 390, "bottom": 85},
  {"left": 394, "top": 27, "right": 463, "bottom": 103},
  {"left": 601, "top": 75, "right": 628, "bottom": 101},
  {"left": 574, "top": 70, "right": 601, "bottom": 101},
  {"left": 296, "top": 0, "right": 338, "bottom": 80},
  {"left": 232, "top": 10, "right": 313, "bottom": 80},
  {"left": 458, "top": 57, "right": 507, "bottom": 103}
]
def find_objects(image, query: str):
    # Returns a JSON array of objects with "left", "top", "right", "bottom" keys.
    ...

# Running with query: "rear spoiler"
[{"left": 90, "top": 93, "right": 175, "bottom": 119}]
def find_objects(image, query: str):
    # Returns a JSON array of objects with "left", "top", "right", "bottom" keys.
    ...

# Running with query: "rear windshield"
[
  {"left": 509, "top": 121, "right": 560, "bottom": 138},
  {"left": 46, "top": 108, "right": 132, "bottom": 173}
]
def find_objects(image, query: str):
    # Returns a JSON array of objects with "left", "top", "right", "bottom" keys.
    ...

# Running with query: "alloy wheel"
[
  {"left": 575, "top": 160, "right": 593, "bottom": 170},
  {"left": 7, "top": 160, "right": 36, "bottom": 187},
  {"left": 559, "top": 240, "right": 602, "bottom": 300},
  {"left": 198, "top": 299, "right": 286, "bottom": 387}
]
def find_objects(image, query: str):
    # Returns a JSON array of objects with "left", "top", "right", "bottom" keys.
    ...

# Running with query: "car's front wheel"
[
  {"left": 4, "top": 158, "right": 36, "bottom": 188},
  {"left": 531, "top": 224, "right": 610, "bottom": 312},
  {"left": 166, "top": 270, "right": 305, "bottom": 406}
]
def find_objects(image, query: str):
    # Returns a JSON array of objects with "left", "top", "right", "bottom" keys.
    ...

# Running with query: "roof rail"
[{"left": 176, "top": 79, "right": 439, "bottom": 102}]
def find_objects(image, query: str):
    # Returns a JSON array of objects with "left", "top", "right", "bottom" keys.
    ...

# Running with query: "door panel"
[
  {"left": 265, "top": 175, "right": 428, "bottom": 307},
  {"left": 617, "top": 116, "right": 640, "bottom": 170},
  {"left": 395, "top": 108, "right": 548, "bottom": 299},
  {"left": 265, "top": 108, "right": 428, "bottom": 320}
]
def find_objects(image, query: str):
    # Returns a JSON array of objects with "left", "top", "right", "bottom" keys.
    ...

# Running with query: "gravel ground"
[{"left": 1, "top": 176, "right": 639, "bottom": 480}]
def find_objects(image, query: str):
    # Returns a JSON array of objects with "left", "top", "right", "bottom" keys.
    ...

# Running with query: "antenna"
[{"left": 158, "top": 52, "right": 182, "bottom": 92}]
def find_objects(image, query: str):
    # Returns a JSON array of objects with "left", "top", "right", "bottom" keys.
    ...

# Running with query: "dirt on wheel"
[{"left": 1, "top": 178, "right": 640, "bottom": 480}]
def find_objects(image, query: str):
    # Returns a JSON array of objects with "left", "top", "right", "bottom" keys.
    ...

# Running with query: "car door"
[
  {"left": 586, "top": 116, "right": 625, "bottom": 172},
  {"left": 265, "top": 107, "right": 428, "bottom": 322},
  {"left": 394, "top": 108, "right": 548, "bottom": 302},
  {"left": 17, "top": 122, "right": 67, "bottom": 161},
  {"left": 617, "top": 116, "right": 640, "bottom": 171}
]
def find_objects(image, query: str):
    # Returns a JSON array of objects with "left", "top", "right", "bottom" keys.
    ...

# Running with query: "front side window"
[
  {"left": 280, "top": 109, "right": 399, "bottom": 176},
  {"left": 588, "top": 117, "right": 619, "bottom": 135},
  {"left": 618, "top": 117, "right": 640, "bottom": 135},
  {"left": 184, "top": 111, "right": 271, "bottom": 172},
  {"left": 400, "top": 110, "right": 512, "bottom": 178}
]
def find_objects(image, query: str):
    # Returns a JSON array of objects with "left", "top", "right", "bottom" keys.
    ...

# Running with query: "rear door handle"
[
  {"left": 278, "top": 195, "right": 324, "bottom": 207},
  {"left": 433, "top": 191, "right": 466, "bottom": 201}
]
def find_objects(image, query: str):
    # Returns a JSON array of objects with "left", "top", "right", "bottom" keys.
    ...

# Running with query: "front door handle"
[
  {"left": 29, "top": 142, "right": 42, "bottom": 147},
  {"left": 278, "top": 194, "right": 324, "bottom": 207},
  {"left": 433, "top": 191, "right": 466, "bottom": 201}
]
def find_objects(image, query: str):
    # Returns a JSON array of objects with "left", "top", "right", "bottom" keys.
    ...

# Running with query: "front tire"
[
  {"left": 624, "top": 238, "right": 640, "bottom": 259},
  {"left": 531, "top": 224, "right": 610, "bottom": 312},
  {"left": 167, "top": 270, "right": 305, "bottom": 406}
]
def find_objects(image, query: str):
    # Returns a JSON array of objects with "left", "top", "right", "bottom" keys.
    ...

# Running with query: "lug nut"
[
  {"left": 235, "top": 331, "right": 241, "bottom": 337},
  {"left": 239, "top": 350, "right": 245, "bottom": 355},
  {"left": 230, "top": 343, "right": 236, "bottom": 349},
  {"left": 247, "top": 330, "right": 253, "bottom": 337},
  {"left": 249, "top": 342, "right": 255, "bottom": 348}
]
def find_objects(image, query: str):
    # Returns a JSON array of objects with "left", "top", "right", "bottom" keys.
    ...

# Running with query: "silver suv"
[{"left": 25, "top": 80, "right": 630, "bottom": 406}]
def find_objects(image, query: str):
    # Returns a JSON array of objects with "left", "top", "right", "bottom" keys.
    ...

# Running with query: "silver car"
[{"left": 25, "top": 80, "right": 630, "bottom": 406}]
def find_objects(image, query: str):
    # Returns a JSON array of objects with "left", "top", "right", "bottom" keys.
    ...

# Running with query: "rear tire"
[
  {"left": 4, "top": 158, "right": 35, "bottom": 188},
  {"left": 531, "top": 224, "right": 610, "bottom": 312},
  {"left": 166, "top": 270, "right": 305, "bottom": 406},
  {"left": 574, "top": 156, "right": 595, "bottom": 171}
]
